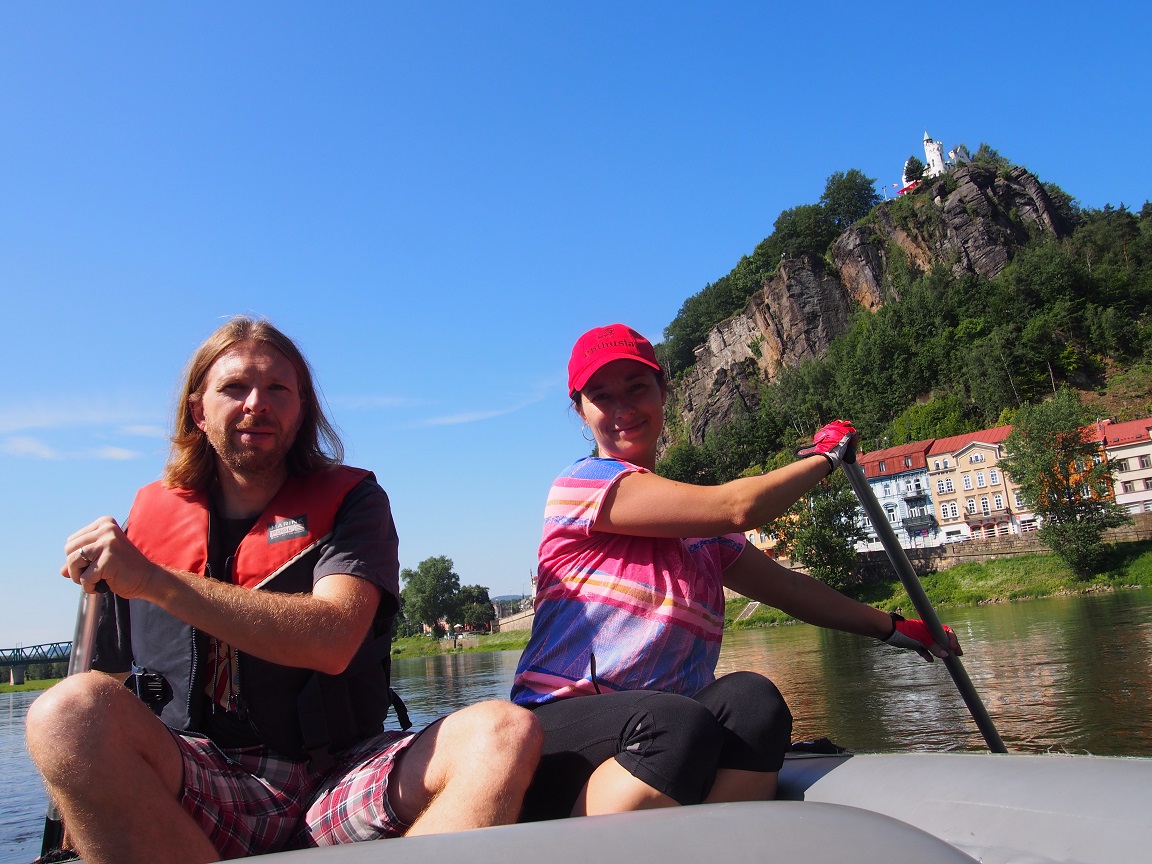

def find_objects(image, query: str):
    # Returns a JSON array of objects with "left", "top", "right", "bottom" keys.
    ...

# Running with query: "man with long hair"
[{"left": 27, "top": 317, "right": 542, "bottom": 864}]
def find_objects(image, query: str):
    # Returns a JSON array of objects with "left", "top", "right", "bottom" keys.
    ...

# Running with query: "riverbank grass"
[
  {"left": 729, "top": 540, "right": 1152, "bottom": 629},
  {"left": 0, "top": 679, "right": 62, "bottom": 694},
  {"left": 390, "top": 630, "right": 532, "bottom": 658}
]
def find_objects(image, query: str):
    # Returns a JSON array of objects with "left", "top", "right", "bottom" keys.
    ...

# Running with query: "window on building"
[
  {"left": 970, "top": 453, "right": 985, "bottom": 463},
  {"left": 994, "top": 494, "right": 1003, "bottom": 509},
  {"left": 945, "top": 478, "right": 955, "bottom": 492},
  {"left": 879, "top": 460, "right": 886, "bottom": 471},
  {"left": 1014, "top": 491, "right": 1026, "bottom": 508},
  {"left": 904, "top": 456, "right": 912, "bottom": 468},
  {"left": 1093, "top": 453, "right": 1103, "bottom": 465},
  {"left": 1115, "top": 458, "right": 1131, "bottom": 472},
  {"left": 1122, "top": 481, "right": 1136, "bottom": 494},
  {"left": 989, "top": 469, "right": 999, "bottom": 485},
  {"left": 1020, "top": 519, "right": 1037, "bottom": 533},
  {"left": 937, "top": 479, "right": 945, "bottom": 494},
  {"left": 933, "top": 460, "right": 940, "bottom": 470},
  {"left": 885, "top": 507, "right": 897, "bottom": 523},
  {"left": 976, "top": 472, "right": 986, "bottom": 488},
  {"left": 980, "top": 497, "right": 990, "bottom": 515},
  {"left": 963, "top": 475, "right": 973, "bottom": 490},
  {"left": 966, "top": 498, "right": 976, "bottom": 514},
  {"left": 943, "top": 458, "right": 949, "bottom": 468},
  {"left": 949, "top": 502, "right": 959, "bottom": 518},
  {"left": 1141, "top": 455, "right": 1152, "bottom": 469},
  {"left": 1144, "top": 479, "right": 1152, "bottom": 491},
  {"left": 882, "top": 483, "right": 891, "bottom": 496}
]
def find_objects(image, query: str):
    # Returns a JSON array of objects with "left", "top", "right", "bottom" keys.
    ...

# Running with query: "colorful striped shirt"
[{"left": 511, "top": 457, "right": 746, "bottom": 706}]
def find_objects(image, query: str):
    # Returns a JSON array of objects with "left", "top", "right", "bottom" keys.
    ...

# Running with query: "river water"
[{"left": 4, "top": 587, "right": 1151, "bottom": 862}]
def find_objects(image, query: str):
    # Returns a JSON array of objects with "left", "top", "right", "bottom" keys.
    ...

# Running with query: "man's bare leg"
[
  {"left": 390, "top": 700, "right": 542, "bottom": 835},
  {"left": 26, "top": 672, "right": 218, "bottom": 864}
]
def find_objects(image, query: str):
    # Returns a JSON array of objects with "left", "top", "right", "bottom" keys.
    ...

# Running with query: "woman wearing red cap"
[{"left": 511, "top": 324, "right": 960, "bottom": 821}]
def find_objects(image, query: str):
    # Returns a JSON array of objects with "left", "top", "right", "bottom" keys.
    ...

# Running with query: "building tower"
[{"left": 924, "top": 131, "right": 947, "bottom": 178}]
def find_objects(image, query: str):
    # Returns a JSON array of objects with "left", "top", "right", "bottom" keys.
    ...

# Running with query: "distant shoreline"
[{"left": 9, "top": 543, "right": 1151, "bottom": 693}]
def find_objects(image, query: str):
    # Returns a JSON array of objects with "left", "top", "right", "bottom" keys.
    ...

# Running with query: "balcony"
[
  {"left": 901, "top": 514, "right": 938, "bottom": 533},
  {"left": 963, "top": 506, "right": 1010, "bottom": 525}
]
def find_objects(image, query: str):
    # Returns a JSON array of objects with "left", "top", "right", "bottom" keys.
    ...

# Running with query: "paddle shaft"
[
  {"left": 841, "top": 457, "right": 1007, "bottom": 753},
  {"left": 39, "top": 587, "right": 106, "bottom": 860}
]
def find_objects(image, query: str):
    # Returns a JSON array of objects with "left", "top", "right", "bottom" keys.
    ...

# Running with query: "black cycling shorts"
[{"left": 520, "top": 671, "right": 792, "bottom": 821}]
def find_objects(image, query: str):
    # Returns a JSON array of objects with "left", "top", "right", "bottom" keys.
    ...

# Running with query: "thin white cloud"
[
  {"left": 329, "top": 394, "right": 426, "bottom": 411},
  {"left": 119, "top": 424, "right": 169, "bottom": 438},
  {"left": 90, "top": 446, "right": 140, "bottom": 461},
  {"left": 420, "top": 407, "right": 524, "bottom": 427},
  {"left": 417, "top": 389, "right": 554, "bottom": 428},
  {"left": 0, "top": 402, "right": 157, "bottom": 434},
  {"left": 2, "top": 436, "right": 59, "bottom": 459}
]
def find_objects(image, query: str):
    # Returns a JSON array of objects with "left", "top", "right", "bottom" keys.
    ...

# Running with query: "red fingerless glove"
[
  {"left": 882, "top": 613, "right": 954, "bottom": 662},
  {"left": 796, "top": 420, "right": 858, "bottom": 474}
]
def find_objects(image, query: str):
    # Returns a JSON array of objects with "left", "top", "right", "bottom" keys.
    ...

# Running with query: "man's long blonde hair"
[{"left": 164, "top": 317, "right": 343, "bottom": 490}]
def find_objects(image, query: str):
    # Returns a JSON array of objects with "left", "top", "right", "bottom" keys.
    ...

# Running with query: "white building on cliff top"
[{"left": 900, "top": 131, "right": 954, "bottom": 191}]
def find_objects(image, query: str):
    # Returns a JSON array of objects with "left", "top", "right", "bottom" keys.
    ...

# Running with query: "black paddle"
[
  {"left": 36, "top": 584, "right": 106, "bottom": 863},
  {"left": 840, "top": 451, "right": 1008, "bottom": 754}
]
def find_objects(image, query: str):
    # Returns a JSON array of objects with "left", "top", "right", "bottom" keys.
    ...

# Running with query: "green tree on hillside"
[
  {"left": 999, "top": 389, "right": 1130, "bottom": 577},
  {"left": 400, "top": 555, "right": 461, "bottom": 637},
  {"left": 973, "top": 143, "right": 1010, "bottom": 168},
  {"left": 765, "top": 203, "right": 837, "bottom": 262},
  {"left": 767, "top": 472, "right": 866, "bottom": 590},
  {"left": 903, "top": 155, "right": 925, "bottom": 183},
  {"left": 889, "top": 395, "right": 975, "bottom": 445},
  {"left": 821, "top": 169, "right": 882, "bottom": 231}
]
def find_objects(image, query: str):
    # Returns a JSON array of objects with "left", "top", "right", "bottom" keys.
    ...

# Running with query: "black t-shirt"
[{"left": 201, "top": 509, "right": 260, "bottom": 747}]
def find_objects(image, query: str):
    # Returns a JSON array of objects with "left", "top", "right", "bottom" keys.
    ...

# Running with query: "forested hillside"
[{"left": 655, "top": 147, "right": 1152, "bottom": 484}]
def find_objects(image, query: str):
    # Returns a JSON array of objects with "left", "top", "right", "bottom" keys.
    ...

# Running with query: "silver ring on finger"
[{"left": 78, "top": 548, "right": 93, "bottom": 564}]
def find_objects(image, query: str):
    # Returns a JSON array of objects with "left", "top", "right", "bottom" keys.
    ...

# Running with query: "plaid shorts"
[{"left": 174, "top": 728, "right": 419, "bottom": 859}]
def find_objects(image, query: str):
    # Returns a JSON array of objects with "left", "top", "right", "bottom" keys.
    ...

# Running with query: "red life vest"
[
  {"left": 126, "top": 465, "right": 369, "bottom": 588},
  {"left": 113, "top": 466, "right": 402, "bottom": 758}
]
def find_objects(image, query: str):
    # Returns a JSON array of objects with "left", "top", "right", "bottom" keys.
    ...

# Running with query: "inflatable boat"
[{"left": 246, "top": 749, "right": 1152, "bottom": 864}]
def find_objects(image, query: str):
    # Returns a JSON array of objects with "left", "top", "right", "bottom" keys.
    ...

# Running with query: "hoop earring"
[{"left": 581, "top": 424, "right": 595, "bottom": 443}]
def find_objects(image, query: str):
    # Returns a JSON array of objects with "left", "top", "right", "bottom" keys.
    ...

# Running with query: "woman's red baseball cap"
[{"left": 567, "top": 324, "right": 663, "bottom": 397}]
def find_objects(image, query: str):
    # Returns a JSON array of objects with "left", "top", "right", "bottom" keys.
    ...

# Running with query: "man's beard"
[{"left": 206, "top": 421, "right": 297, "bottom": 480}]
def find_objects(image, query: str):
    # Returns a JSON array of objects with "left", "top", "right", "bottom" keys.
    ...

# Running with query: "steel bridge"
[{"left": 0, "top": 642, "right": 71, "bottom": 669}]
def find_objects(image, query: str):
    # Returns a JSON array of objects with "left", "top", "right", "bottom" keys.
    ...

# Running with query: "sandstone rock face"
[
  {"left": 664, "top": 165, "right": 1070, "bottom": 451},
  {"left": 832, "top": 164, "right": 1071, "bottom": 298},
  {"left": 671, "top": 254, "right": 853, "bottom": 447}
]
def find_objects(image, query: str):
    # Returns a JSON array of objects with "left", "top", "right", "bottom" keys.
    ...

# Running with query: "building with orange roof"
[
  {"left": 1099, "top": 417, "right": 1152, "bottom": 514},
  {"left": 836, "top": 415, "right": 1144, "bottom": 555}
]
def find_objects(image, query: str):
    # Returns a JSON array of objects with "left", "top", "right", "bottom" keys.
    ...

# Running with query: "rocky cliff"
[{"left": 663, "top": 164, "right": 1072, "bottom": 451}]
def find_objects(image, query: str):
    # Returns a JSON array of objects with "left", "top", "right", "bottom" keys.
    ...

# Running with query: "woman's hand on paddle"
[
  {"left": 883, "top": 615, "right": 962, "bottom": 662},
  {"left": 796, "top": 420, "right": 858, "bottom": 475},
  {"left": 62, "top": 516, "right": 160, "bottom": 599}
]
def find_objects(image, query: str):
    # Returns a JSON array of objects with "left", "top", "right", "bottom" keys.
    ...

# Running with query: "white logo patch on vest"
[{"left": 267, "top": 515, "right": 309, "bottom": 544}]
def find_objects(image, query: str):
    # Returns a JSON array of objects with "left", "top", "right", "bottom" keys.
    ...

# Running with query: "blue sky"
[{"left": 2, "top": 2, "right": 1149, "bottom": 646}]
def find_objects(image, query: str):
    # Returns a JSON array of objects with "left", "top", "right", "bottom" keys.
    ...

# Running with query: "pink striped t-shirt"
[{"left": 511, "top": 457, "right": 746, "bottom": 706}]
